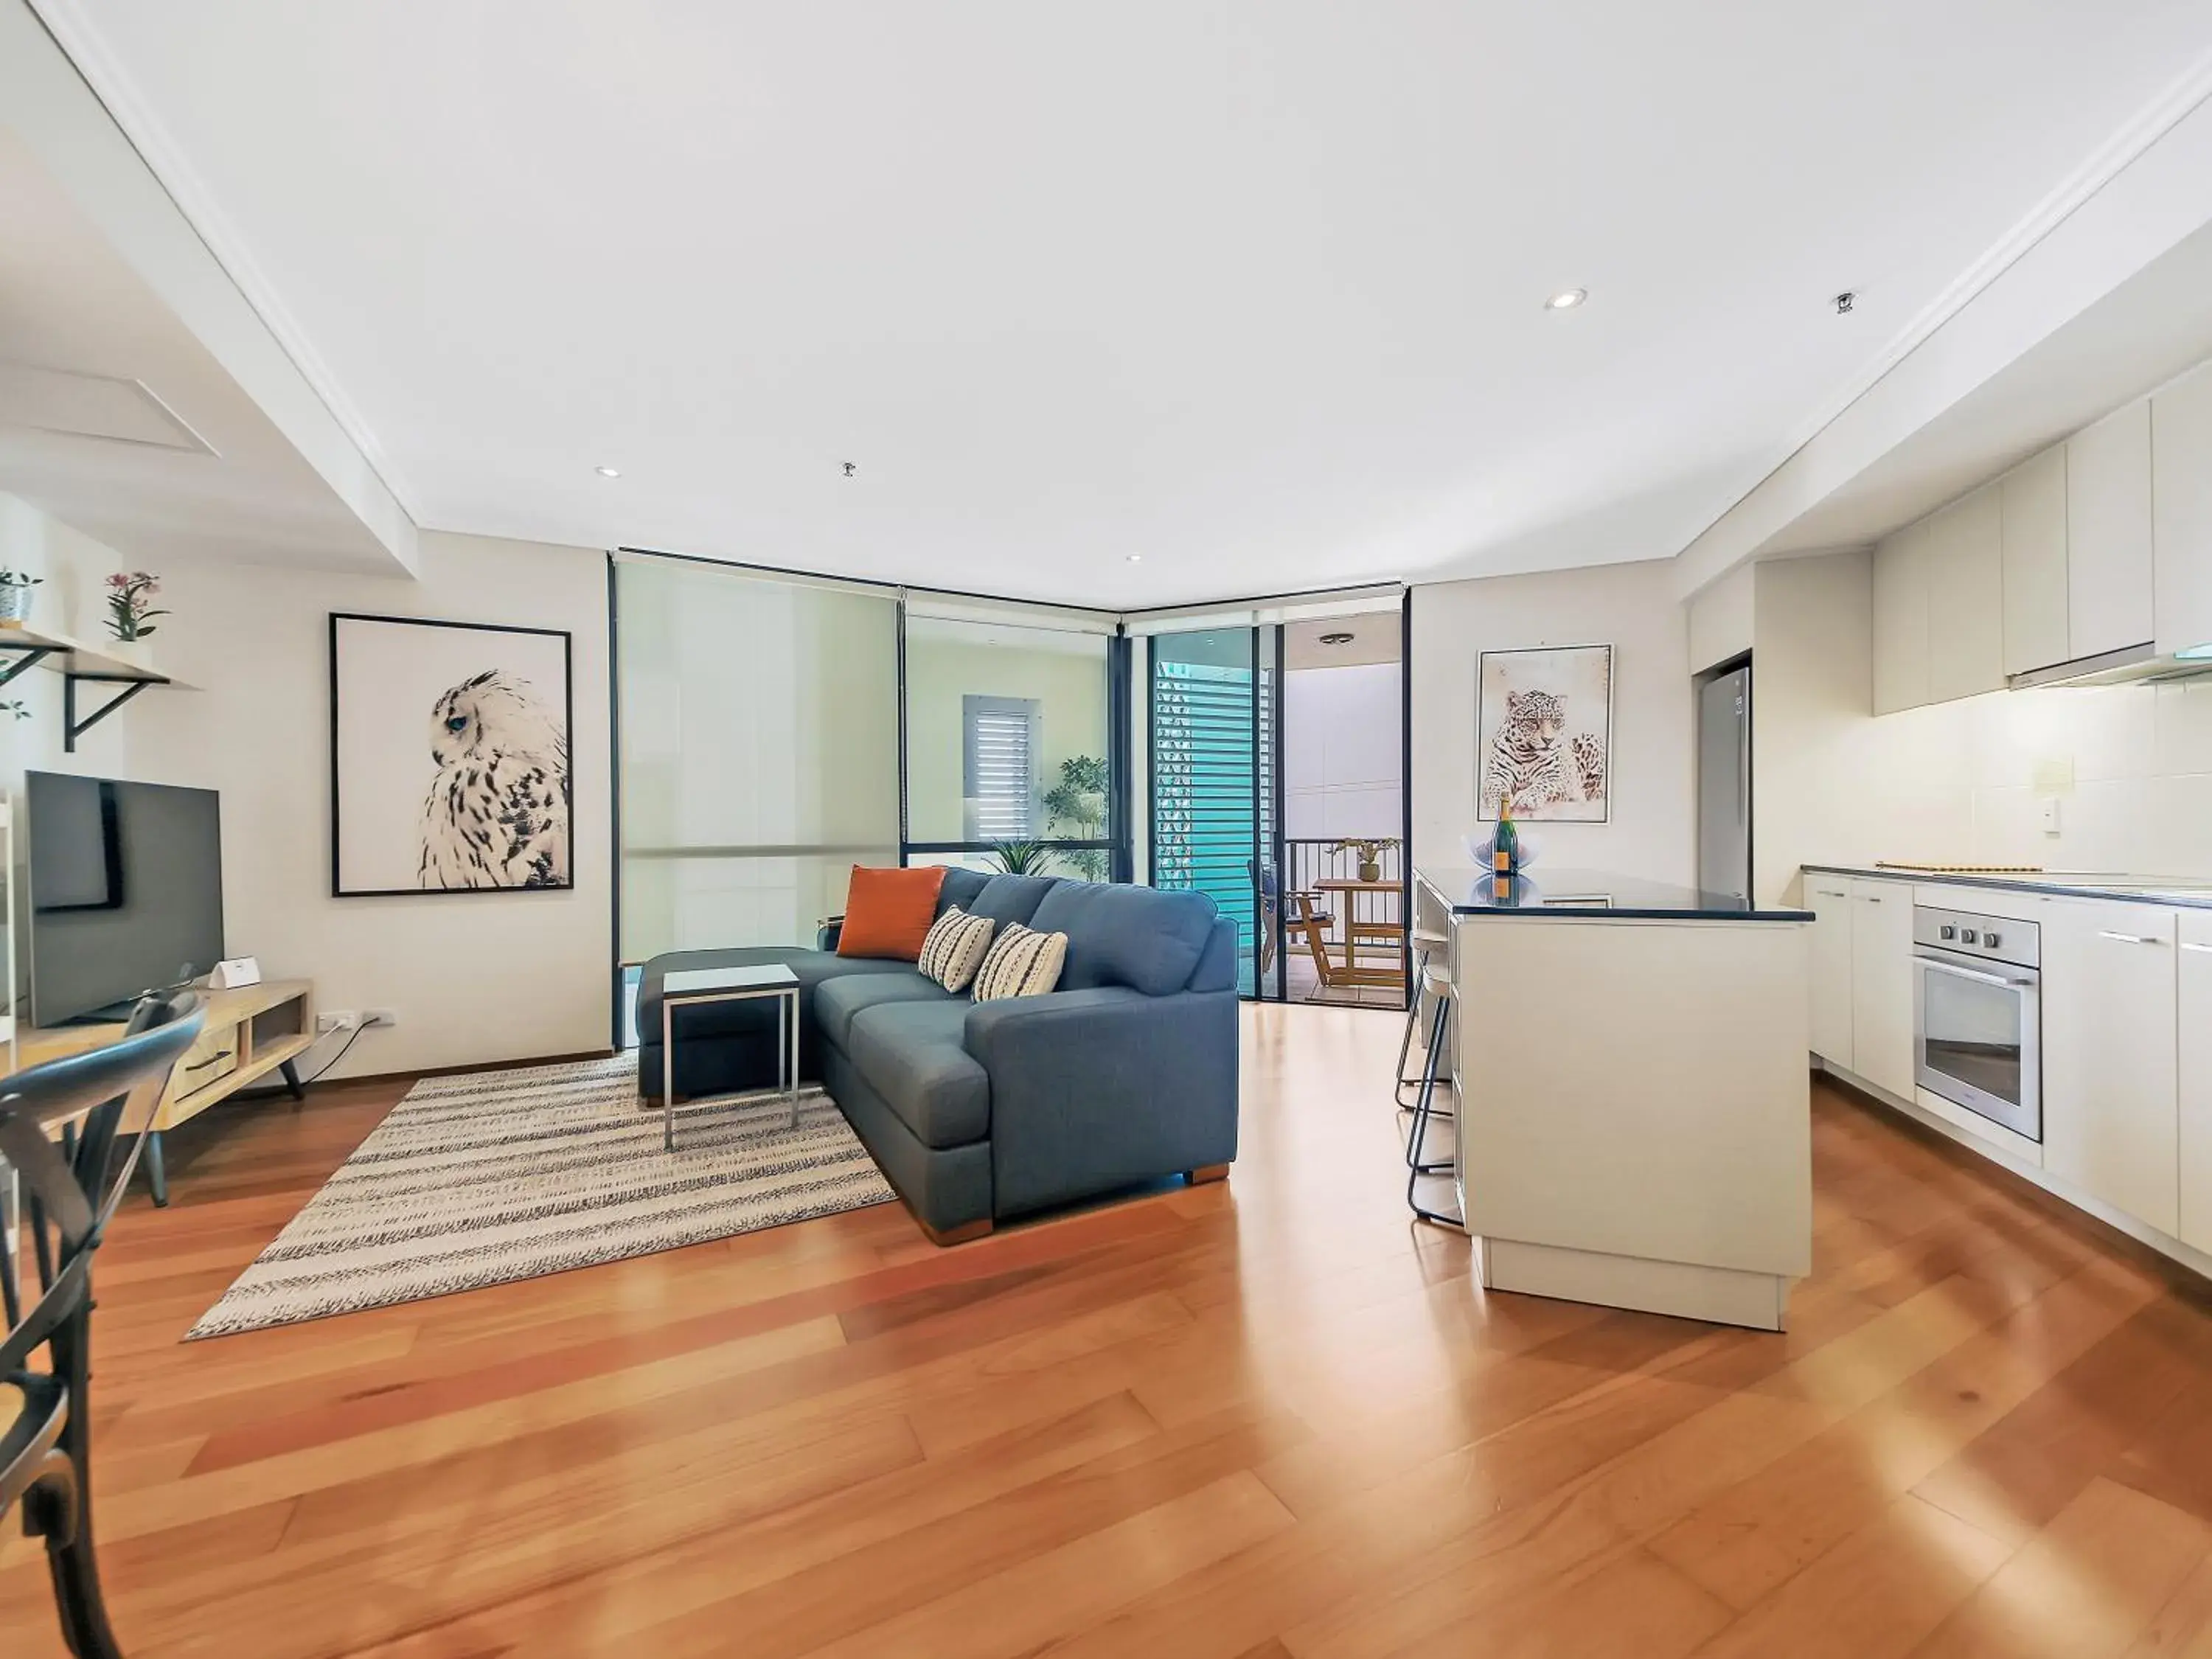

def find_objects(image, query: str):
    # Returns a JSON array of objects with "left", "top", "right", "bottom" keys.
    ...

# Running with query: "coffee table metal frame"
[{"left": 660, "top": 966, "right": 801, "bottom": 1151}]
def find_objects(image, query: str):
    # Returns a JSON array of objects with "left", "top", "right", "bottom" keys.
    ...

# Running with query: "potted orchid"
[
  {"left": 104, "top": 571, "right": 168, "bottom": 667},
  {"left": 0, "top": 568, "right": 42, "bottom": 624}
]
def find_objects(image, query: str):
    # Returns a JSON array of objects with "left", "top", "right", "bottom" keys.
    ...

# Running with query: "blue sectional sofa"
[{"left": 636, "top": 871, "right": 1241, "bottom": 1242}]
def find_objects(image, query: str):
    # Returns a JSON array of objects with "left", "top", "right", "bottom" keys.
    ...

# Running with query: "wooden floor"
[{"left": 7, "top": 1004, "right": 2212, "bottom": 1658}]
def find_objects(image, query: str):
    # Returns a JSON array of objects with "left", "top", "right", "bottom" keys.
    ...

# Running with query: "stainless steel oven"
[{"left": 1913, "top": 905, "right": 2041, "bottom": 1141}]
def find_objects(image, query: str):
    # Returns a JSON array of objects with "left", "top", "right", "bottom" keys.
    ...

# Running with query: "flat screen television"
[{"left": 25, "top": 772, "right": 224, "bottom": 1026}]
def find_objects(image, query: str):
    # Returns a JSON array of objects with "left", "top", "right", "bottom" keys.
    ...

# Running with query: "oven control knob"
[
  {"left": 1961, "top": 929, "right": 1978, "bottom": 945},
  {"left": 1939, "top": 924, "right": 1956, "bottom": 940},
  {"left": 1984, "top": 931, "right": 2001, "bottom": 950}
]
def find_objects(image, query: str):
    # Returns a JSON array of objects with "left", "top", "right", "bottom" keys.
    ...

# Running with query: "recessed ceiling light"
[
  {"left": 594, "top": 465, "right": 621, "bottom": 478},
  {"left": 1127, "top": 554, "right": 1144, "bottom": 563},
  {"left": 1545, "top": 288, "right": 1587, "bottom": 311},
  {"left": 1319, "top": 631, "right": 1355, "bottom": 646},
  {"left": 2177, "top": 643, "right": 2212, "bottom": 661}
]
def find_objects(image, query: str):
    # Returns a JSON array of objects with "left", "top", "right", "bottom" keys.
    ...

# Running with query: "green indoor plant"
[
  {"left": 988, "top": 839, "right": 1051, "bottom": 876},
  {"left": 1042, "top": 754, "right": 1110, "bottom": 881}
]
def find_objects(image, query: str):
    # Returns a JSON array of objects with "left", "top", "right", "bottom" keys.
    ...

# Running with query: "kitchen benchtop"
[
  {"left": 1804, "top": 864, "right": 2212, "bottom": 911},
  {"left": 1417, "top": 866, "right": 1813, "bottom": 921}
]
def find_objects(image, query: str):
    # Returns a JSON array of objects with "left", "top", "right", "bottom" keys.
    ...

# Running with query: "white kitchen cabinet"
[
  {"left": 1848, "top": 879, "right": 1916, "bottom": 1101},
  {"left": 2153, "top": 360, "right": 2212, "bottom": 658},
  {"left": 2180, "top": 910, "right": 2212, "bottom": 1255},
  {"left": 2067, "top": 401, "right": 2155, "bottom": 660},
  {"left": 1929, "top": 484, "right": 2006, "bottom": 701},
  {"left": 2000, "top": 448, "right": 2069, "bottom": 676},
  {"left": 1872, "top": 521, "right": 1930, "bottom": 714},
  {"left": 2042, "top": 900, "right": 2178, "bottom": 1236},
  {"left": 1806, "top": 878, "right": 1855, "bottom": 1068}
]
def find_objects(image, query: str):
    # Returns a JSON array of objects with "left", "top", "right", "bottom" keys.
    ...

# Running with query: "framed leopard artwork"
[{"left": 1475, "top": 644, "right": 1613, "bottom": 824}]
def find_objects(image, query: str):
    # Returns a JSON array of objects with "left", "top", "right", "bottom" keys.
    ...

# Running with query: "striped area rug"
[{"left": 188, "top": 1054, "right": 895, "bottom": 1339}]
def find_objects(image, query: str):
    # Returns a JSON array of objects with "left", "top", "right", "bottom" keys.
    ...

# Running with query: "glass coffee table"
[{"left": 659, "top": 964, "right": 801, "bottom": 1151}]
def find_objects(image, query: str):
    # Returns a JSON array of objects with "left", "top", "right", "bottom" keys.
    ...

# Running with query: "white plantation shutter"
[{"left": 964, "top": 695, "right": 1038, "bottom": 839}]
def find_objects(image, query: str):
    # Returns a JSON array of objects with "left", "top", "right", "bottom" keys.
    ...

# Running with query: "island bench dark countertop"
[{"left": 1415, "top": 866, "right": 1814, "bottom": 922}]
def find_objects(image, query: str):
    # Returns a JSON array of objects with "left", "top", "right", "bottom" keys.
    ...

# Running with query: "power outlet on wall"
[
  {"left": 362, "top": 1008, "right": 399, "bottom": 1029},
  {"left": 316, "top": 1010, "right": 359, "bottom": 1034}
]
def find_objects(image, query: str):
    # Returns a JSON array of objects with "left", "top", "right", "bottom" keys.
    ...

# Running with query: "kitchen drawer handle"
[
  {"left": 2097, "top": 930, "right": 2166, "bottom": 946},
  {"left": 2183, "top": 942, "right": 2212, "bottom": 955},
  {"left": 1858, "top": 895, "right": 1883, "bottom": 904},
  {"left": 184, "top": 1048, "right": 235, "bottom": 1072}
]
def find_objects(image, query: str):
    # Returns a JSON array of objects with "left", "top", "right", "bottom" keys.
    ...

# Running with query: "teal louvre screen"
[{"left": 1151, "top": 630, "right": 1275, "bottom": 992}]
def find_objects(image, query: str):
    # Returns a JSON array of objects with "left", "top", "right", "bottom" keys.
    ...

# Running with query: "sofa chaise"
[{"left": 636, "top": 871, "right": 1240, "bottom": 1242}]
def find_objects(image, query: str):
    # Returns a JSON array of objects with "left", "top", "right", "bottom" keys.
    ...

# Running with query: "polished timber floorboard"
[{"left": 8, "top": 1006, "right": 2212, "bottom": 1657}]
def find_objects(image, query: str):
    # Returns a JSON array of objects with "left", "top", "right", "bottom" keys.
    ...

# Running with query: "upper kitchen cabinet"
[
  {"left": 2000, "top": 447, "right": 2068, "bottom": 676},
  {"left": 1872, "top": 519, "right": 1931, "bottom": 714},
  {"left": 1927, "top": 484, "right": 2005, "bottom": 703},
  {"left": 2066, "top": 401, "right": 2154, "bottom": 661},
  {"left": 2154, "top": 359, "right": 2212, "bottom": 657}
]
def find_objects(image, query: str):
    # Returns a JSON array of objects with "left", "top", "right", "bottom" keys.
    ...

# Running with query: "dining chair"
[{"left": 2, "top": 990, "right": 204, "bottom": 1659}]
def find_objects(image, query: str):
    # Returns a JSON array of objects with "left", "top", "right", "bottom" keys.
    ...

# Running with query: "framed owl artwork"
[
  {"left": 1475, "top": 644, "right": 1613, "bottom": 824},
  {"left": 330, "top": 613, "right": 574, "bottom": 895}
]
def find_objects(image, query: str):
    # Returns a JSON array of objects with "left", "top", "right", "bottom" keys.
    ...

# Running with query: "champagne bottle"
[{"left": 1492, "top": 796, "right": 1519, "bottom": 877}]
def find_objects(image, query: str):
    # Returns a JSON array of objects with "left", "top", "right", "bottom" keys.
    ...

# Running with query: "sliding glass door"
[
  {"left": 1147, "top": 627, "right": 1282, "bottom": 1000},
  {"left": 613, "top": 557, "right": 901, "bottom": 1039}
]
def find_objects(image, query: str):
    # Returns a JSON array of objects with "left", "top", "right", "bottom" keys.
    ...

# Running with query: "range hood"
[{"left": 2009, "top": 641, "right": 2212, "bottom": 689}]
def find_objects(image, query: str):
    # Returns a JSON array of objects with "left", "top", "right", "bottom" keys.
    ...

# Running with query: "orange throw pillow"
[{"left": 837, "top": 865, "right": 947, "bottom": 961}]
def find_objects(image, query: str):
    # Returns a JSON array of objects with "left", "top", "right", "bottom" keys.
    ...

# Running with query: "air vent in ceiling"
[{"left": 0, "top": 361, "right": 213, "bottom": 453}]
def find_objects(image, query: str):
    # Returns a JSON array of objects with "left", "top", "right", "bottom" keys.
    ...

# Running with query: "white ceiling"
[
  {"left": 37, "top": 1, "right": 2212, "bottom": 605},
  {"left": 0, "top": 126, "right": 401, "bottom": 571},
  {"left": 1759, "top": 215, "right": 2212, "bottom": 555}
]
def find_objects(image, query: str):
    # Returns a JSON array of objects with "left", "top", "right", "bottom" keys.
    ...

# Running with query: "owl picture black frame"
[{"left": 328, "top": 611, "right": 577, "bottom": 897}]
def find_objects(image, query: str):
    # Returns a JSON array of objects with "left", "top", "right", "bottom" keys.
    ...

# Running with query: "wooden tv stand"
[{"left": 19, "top": 979, "right": 316, "bottom": 1206}]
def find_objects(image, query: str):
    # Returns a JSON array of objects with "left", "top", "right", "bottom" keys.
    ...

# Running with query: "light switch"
[{"left": 2039, "top": 796, "right": 2062, "bottom": 836}]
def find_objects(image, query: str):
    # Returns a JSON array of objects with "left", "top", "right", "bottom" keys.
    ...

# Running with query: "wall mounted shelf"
[{"left": 0, "top": 620, "right": 193, "bottom": 751}]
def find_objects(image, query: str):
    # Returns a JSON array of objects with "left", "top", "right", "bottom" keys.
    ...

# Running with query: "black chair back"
[{"left": 1, "top": 988, "right": 202, "bottom": 1659}]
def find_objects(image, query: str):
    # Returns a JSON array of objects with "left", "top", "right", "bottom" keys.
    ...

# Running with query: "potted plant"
[
  {"left": 988, "top": 839, "right": 1051, "bottom": 876},
  {"left": 104, "top": 571, "right": 169, "bottom": 667},
  {"left": 1042, "top": 754, "right": 1110, "bottom": 881},
  {"left": 0, "top": 569, "right": 42, "bottom": 624},
  {"left": 1329, "top": 835, "right": 1401, "bottom": 884}
]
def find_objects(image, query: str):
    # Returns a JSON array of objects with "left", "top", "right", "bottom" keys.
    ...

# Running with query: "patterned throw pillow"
[
  {"left": 971, "top": 922, "right": 1068, "bottom": 1001},
  {"left": 917, "top": 906, "right": 995, "bottom": 993}
]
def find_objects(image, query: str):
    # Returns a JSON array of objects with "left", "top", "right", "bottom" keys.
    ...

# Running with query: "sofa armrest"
[{"left": 964, "top": 986, "right": 1239, "bottom": 1218}]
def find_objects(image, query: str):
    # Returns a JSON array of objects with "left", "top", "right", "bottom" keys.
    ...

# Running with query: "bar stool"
[
  {"left": 1405, "top": 961, "right": 1461, "bottom": 1228},
  {"left": 1395, "top": 926, "right": 1450, "bottom": 1107}
]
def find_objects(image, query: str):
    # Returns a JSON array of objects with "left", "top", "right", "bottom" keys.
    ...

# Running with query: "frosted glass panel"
[
  {"left": 616, "top": 559, "right": 900, "bottom": 960},
  {"left": 903, "top": 614, "right": 1110, "bottom": 855}
]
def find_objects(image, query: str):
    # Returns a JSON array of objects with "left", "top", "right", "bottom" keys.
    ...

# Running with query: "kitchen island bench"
[{"left": 1413, "top": 866, "right": 1813, "bottom": 1330}]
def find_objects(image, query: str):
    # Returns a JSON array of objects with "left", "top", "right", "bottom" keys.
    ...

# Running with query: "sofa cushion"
[
  {"left": 1027, "top": 882, "right": 1219, "bottom": 996},
  {"left": 813, "top": 970, "right": 953, "bottom": 1050},
  {"left": 838, "top": 865, "right": 947, "bottom": 960},
  {"left": 970, "top": 874, "right": 1060, "bottom": 929},
  {"left": 846, "top": 1001, "right": 992, "bottom": 1148},
  {"left": 935, "top": 866, "right": 991, "bottom": 917},
  {"left": 971, "top": 923, "right": 1068, "bottom": 1001},
  {"left": 917, "top": 907, "right": 996, "bottom": 993},
  {"left": 638, "top": 947, "right": 913, "bottom": 1041}
]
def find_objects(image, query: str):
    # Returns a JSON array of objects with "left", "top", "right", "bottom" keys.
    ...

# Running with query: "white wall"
[
  {"left": 115, "top": 529, "right": 613, "bottom": 1077},
  {"left": 1687, "top": 560, "right": 1754, "bottom": 675},
  {"left": 1282, "top": 662, "right": 1402, "bottom": 840},
  {"left": 1753, "top": 549, "right": 2212, "bottom": 902},
  {"left": 1410, "top": 560, "right": 1694, "bottom": 883},
  {"left": 0, "top": 492, "right": 136, "bottom": 788}
]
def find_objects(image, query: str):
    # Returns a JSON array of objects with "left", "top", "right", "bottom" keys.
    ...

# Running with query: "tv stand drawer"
[{"left": 175, "top": 1022, "right": 241, "bottom": 1091}]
